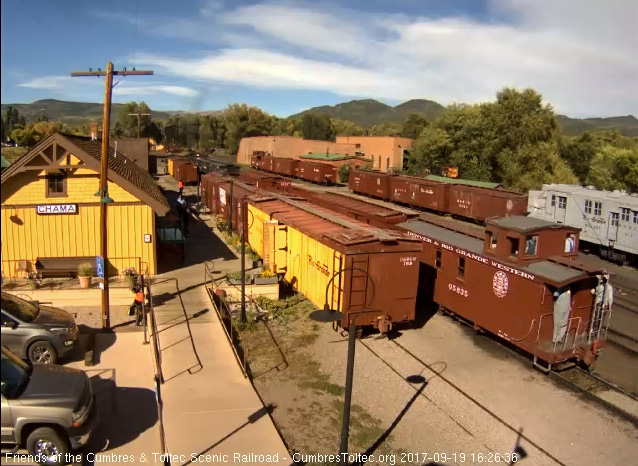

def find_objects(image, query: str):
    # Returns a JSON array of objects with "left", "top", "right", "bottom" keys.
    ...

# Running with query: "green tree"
[
  {"left": 338, "top": 163, "right": 350, "bottom": 183},
  {"left": 401, "top": 113, "right": 428, "bottom": 139},
  {"left": 331, "top": 118, "right": 364, "bottom": 136},
  {"left": 1, "top": 118, "right": 5, "bottom": 142},
  {"left": 405, "top": 127, "right": 452, "bottom": 176},
  {"left": 198, "top": 116, "right": 215, "bottom": 150},
  {"left": 224, "top": 104, "right": 275, "bottom": 154},
  {"left": 272, "top": 118, "right": 297, "bottom": 136},
  {"left": 498, "top": 142, "right": 578, "bottom": 191},
  {"left": 587, "top": 145, "right": 638, "bottom": 193},
  {"left": 116, "top": 101, "right": 153, "bottom": 138},
  {"left": 300, "top": 113, "right": 336, "bottom": 141},
  {"left": 17, "top": 115, "right": 26, "bottom": 128},
  {"left": 368, "top": 122, "right": 402, "bottom": 136},
  {"left": 10, "top": 127, "right": 39, "bottom": 147}
]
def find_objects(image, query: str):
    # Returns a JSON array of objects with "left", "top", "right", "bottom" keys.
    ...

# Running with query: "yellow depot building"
[{"left": 1, "top": 133, "right": 169, "bottom": 278}]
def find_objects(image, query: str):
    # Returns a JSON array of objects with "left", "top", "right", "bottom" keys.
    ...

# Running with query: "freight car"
[
  {"left": 172, "top": 158, "right": 198, "bottom": 184},
  {"left": 528, "top": 184, "right": 638, "bottom": 264},
  {"left": 395, "top": 215, "right": 611, "bottom": 369},
  {"left": 348, "top": 168, "right": 529, "bottom": 224},
  {"left": 244, "top": 194, "right": 422, "bottom": 331},
  {"left": 297, "top": 160, "right": 338, "bottom": 185}
]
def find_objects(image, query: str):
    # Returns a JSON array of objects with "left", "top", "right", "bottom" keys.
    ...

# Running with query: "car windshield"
[
  {"left": 1, "top": 293, "right": 39, "bottom": 322},
  {"left": 1, "top": 347, "right": 31, "bottom": 399}
]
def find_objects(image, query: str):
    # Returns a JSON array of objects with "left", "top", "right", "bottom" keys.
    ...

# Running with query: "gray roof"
[
  {"left": 487, "top": 216, "right": 575, "bottom": 233},
  {"left": 539, "top": 184, "right": 638, "bottom": 206},
  {"left": 397, "top": 219, "right": 587, "bottom": 285}
]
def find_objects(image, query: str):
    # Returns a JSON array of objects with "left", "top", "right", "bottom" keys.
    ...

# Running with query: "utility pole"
[
  {"left": 129, "top": 108, "right": 151, "bottom": 138},
  {"left": 71, "top": 62, "right": 153, "bottom": 330}
]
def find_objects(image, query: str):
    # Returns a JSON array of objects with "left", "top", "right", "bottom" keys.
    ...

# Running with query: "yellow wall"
[
  {"left": 1, "top": 159, "right": 157, "bottom": 278},
  {"left": 246, "top": 202, "right": 344, "bottom": 311}
]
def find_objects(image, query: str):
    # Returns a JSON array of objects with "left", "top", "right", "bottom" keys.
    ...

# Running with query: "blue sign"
[{"left": 96, "top": 256, "right": 104, "bottom": 279}]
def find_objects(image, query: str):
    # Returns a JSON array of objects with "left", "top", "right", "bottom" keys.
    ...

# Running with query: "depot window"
[
  {"left": 621, "top": 208, "right": 630, "bottom": 222},
  {"left": 457, "top": 257, "right": 466, "bottom": 278},
  {"left": 46, "top": 174, "right": 67, "bottom": 198},
  {"left": 594, "top": 202, "right": 602, "bottom": 216},
  {"left": 585, "top": 200, "right": 592, "bottom": 214},
  {"left": 435, "top": 249, "right": 442, "bottom": 269},
  {"left": 525, "top": 235, "right": 538, "bottom": 256}
]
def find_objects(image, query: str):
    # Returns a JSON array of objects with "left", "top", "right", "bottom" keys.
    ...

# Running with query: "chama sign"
[{"left": 36, "top": 204, "right": 79, "bottom": 215}]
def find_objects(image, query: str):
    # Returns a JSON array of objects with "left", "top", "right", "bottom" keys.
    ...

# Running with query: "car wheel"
[
  {"left": 26, "top": 427, "right": 69, "bottom": 466},
  {"left": 28, "top": 341, "right": 58, "bottom": 365}
]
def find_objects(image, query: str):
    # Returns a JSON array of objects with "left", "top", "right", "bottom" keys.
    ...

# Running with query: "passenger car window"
[
  {"left": 525, "top": 236, "right": 538, "bottom": 256},
  {"left": 1, "top": 293, "right": 39, "bottom": 322}
]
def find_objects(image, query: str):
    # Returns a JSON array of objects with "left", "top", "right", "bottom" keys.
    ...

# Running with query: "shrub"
[
  {"left": 77, "top": 263, "right": 94, "bottom": 277},
  {"left": 338, "top": 163, "right": 350, "bottom": 183},
  {"left": 215, "top": 215, "right": 228, "bottom": 231}
]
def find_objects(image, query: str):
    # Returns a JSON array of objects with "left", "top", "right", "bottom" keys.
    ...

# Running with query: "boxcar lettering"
[
  {"left": 455, "top": 249, "right": 489, "bottom": 264},
  {"left": 490, "top": 261, "right": 535, "bottom": 281},
  {"left": 442, "top": 243, "right": 454, "bottom": 251},
  {"left": 400, "top": 256, "right": 417, "bottom": 266},
  {"left": 448, "top": 283, "right": 469, "bottom": 297}
]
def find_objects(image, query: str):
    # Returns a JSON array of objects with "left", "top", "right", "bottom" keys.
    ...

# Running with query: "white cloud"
[
  {"left": 17, "top": 75, "right": 197, "bottom": 98},
  {"left": 107, "top": 1, "right": 638, "bottom": 116}
]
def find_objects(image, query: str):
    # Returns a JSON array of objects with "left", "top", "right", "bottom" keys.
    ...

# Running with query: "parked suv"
[
  {"left": 1, "top": 346, "right": 98, "bottom": 466},
  {"left": 1, "top": 292, "right": 78, "bottom": 365}
]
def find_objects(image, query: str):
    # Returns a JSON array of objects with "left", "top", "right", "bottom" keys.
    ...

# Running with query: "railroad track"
[{"left": 357, "top": 337, "right": 567, "bottom": 465}]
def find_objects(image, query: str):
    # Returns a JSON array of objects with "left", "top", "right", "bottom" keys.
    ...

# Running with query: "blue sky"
[{"left": 1, "top": 0, "right": 636, "bottom": 117}]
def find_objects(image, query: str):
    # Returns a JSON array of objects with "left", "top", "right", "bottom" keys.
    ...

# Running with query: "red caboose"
[{"left": 397, "top": 216, "right": 611, "bottom": 369}]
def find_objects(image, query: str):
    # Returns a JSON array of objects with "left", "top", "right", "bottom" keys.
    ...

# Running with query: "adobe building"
[
  {"left": 1, "top": 133, "right": 169, "bottom": 278},
  {"left": 237, "top": 135, "right": 415, "bottom": 172},
  {"left": 237, "top": 136, "right": 357, "bottom": 165},
  {"left": 336, "top": 136, "right": 415, "bottom": 171}
]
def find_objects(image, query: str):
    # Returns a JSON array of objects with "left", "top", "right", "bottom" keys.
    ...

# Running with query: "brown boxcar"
[
  {"left": 395, "top": 216, "right": 609, "bottom": 368},
  {"left": 239, "top": 170, "right": 284, "bottom": 190},
  {"left": 390, "top": 175, "right": 450, "bottom": 212},
  {"left": 270, "top": 157, "right": 298, "bottom": 177},
  {"left": 173, "top": 159, "right": 198, "bottom": 184},
  {"left": 272, "top": 184, "right": 411, "bottom": 228},
  {"left": 200, "top": 172, "right": 226, "bottom": 213},
  {"left": 348, "top": 169, "right": 392, "bottom": 200},
  {"left": 248, "top": 196, "right": 422, "bottom": 331},
  {"left": 447, "top": 185, "right": 528, "bottom": 222},
  {"left": 297, "top": 161, "right": 338, "bottom": 184},
  {"left": 213, "top": 181, "right": 254, "bottom": 230}
]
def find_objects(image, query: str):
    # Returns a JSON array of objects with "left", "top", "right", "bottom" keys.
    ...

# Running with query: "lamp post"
[{"left": 309, "top": 266, "right": 376, "bottom": 464}]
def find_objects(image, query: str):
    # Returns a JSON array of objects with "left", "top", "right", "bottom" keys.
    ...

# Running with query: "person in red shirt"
[
  {"left": 129, "top": 285, "right": 145, "bottom": 326},
  {"left": 178, "top": 180, "right": 184, "bottom": 195}
]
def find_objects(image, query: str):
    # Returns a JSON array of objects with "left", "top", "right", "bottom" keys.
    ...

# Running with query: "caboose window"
[
  {"left": 621, "top": 208, "right": 630, "bottom": 222},
  {"left": 508, "top": 237, "right": 519, "bottom": 257},
  {"left": 551, "top": 195, "right": 556, "bottom": 207},
  {"left": 633, "top": 211, "right": 638, "bottom": 224},
  {"left": 585, "top": 200, "right": 592, "bottom": 214},
  {"left": 435, "top": 249, "right": 442, "bottom": 269},
  {"left": 557, "top": 196, "right": 567, "bottom": 209},
  {"left": 458, "top": 257, "right": 466, "bottom": 277},
  {"left": 594, "top": 202, "right": 602, "bottom": 216},
  {"left": 525, "top": 235, "right": 538, "bottom": 256},
  {"left": 489, "top": 232, "right": 498, "bottom": 249}
]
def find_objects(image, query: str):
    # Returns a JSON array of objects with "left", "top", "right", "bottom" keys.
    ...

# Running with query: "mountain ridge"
[{"left": 2, "top": 98, "right": 637, "bottom": 137}]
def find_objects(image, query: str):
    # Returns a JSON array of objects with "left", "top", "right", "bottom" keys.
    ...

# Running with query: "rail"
[
  {"left": 204, "top": 261, "right": 248, "bottom": 377},
  {"left": 143, "top": 274, "right": 171, "bottom": 465}
]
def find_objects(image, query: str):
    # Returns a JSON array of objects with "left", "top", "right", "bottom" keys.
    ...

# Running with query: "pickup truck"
[{"left": 1, "top": 346, "right": 98, "bottom": 466}]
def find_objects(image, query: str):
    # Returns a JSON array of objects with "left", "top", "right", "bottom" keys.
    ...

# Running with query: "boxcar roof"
[
  {"left": 425, "top": 175, "right": 503, "bottom": 189},
  {"left": 487, "top": 216, "right": 578, "bottom": 233},
  {"left": 252, "top": 198, "right": 419, "bottom": 250},
  {"left": 397, "top": 220, "right": 589, "bottom": 285}
]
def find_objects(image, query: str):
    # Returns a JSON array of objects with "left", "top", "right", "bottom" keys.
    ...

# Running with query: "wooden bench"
[{"left": 36, "top": 257, "right": 94, "bottom": 279}]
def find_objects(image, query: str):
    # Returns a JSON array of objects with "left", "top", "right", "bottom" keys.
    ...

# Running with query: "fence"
[
  {"left": 204, "top": 261, "right": 248, "bottom": 378},
  {"left": 0, "top": 256, "right": 148, "bottom": 281}
]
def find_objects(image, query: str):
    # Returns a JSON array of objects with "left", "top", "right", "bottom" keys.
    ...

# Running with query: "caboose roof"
[
  {"left": 398, "top": 220, "right": 593, "bottom": 286},
  {"left": 486, "top": 216, "right": 579, "bottom": 233}
]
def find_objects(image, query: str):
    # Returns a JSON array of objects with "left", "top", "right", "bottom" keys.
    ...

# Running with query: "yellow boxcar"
[{"left": 247, "top": 198, "right": 422, "bottom": 331}]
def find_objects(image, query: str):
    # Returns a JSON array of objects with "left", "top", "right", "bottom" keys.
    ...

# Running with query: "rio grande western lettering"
[{"left": 307, "top": 255, "right": 330, "bottom": 276}]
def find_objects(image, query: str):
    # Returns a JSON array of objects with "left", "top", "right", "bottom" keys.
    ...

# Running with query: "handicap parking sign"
[{"left": 96, "top": 256, "right": 104, "bottom": 279}]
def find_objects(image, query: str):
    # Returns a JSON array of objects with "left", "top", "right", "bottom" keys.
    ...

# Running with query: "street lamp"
[{"left": 309, "top": 266, "right": 376, "bottom": 464}]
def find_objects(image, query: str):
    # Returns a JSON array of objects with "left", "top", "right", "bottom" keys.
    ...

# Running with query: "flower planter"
[
  {"left": 126, "top": 275, "right": 138, "bottom": 288},
  {"left": 228, "top": 278, "right": 252, "bottom": 286},
  {"left": 254, "top": 276, "right": 278, "bottom": 285},
  {"left": 78, "top": 276, "right": 91, "bottom": 289}
]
